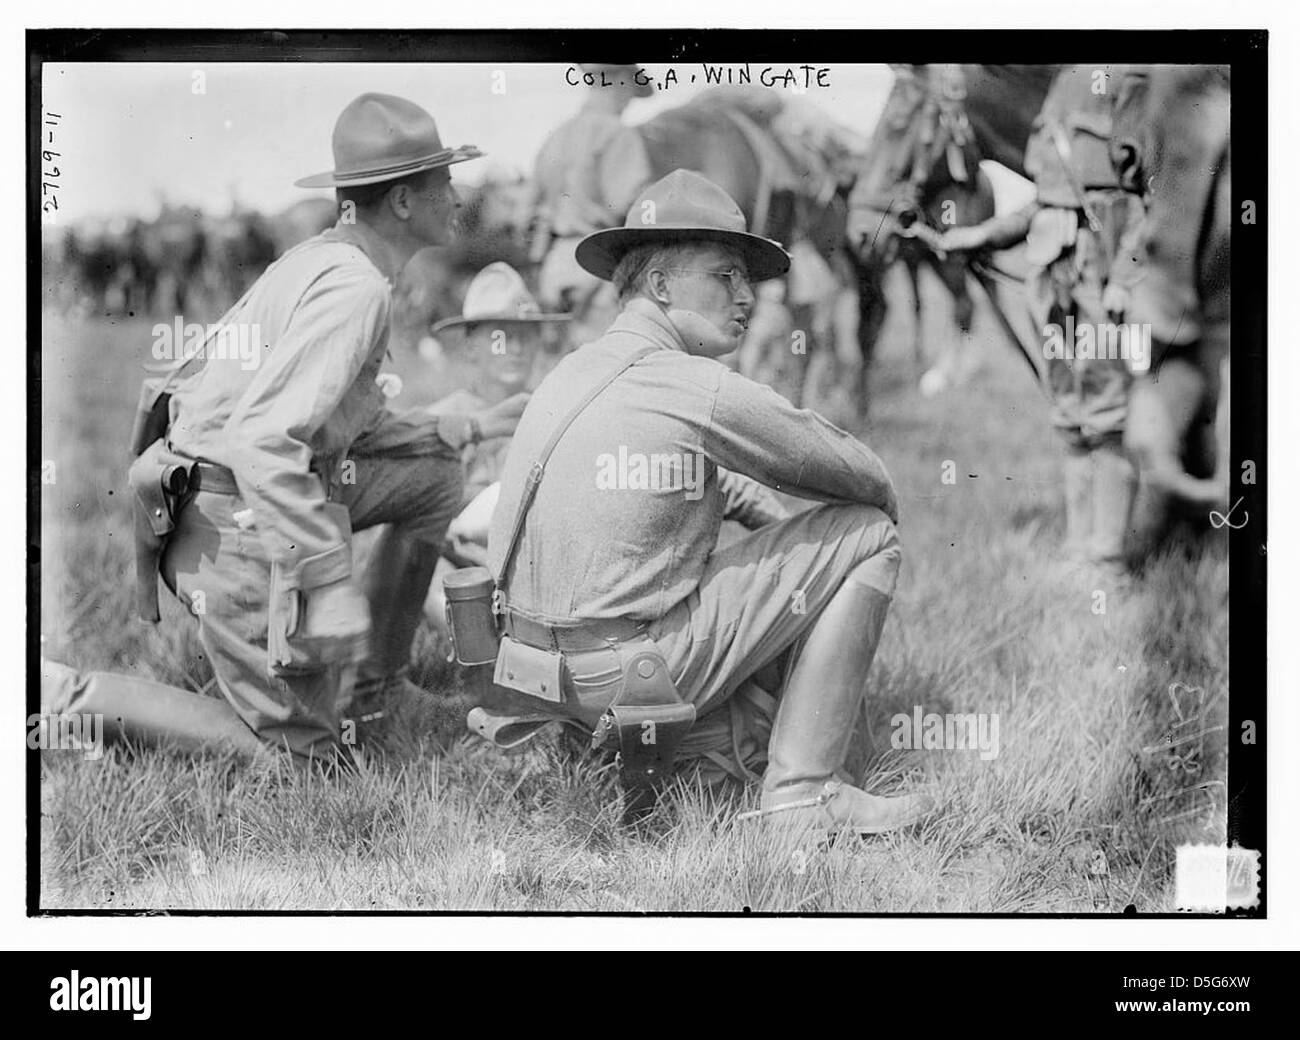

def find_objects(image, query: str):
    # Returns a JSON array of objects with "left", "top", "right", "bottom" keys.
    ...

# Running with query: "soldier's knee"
[
  {"left": 847, "top": 532, "right": 901, "bottom": 596},
  {"left": 40, "top": 658, "right": 84, "bottom": 714},
  {"left": 395, "top": 455, "right": 464, "bottom": 544},
  {"left": 841, "top": 505, "right": 901, "bottom": 597}
]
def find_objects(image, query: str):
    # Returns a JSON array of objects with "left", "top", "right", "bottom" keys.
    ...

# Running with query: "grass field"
[{"left": 36, "top": 272, "right": 1228, "bottom": 912}]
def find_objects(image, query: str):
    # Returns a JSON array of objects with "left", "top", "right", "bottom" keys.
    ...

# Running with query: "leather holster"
[
  {"left": 590, "top": 642, "right": 696, "bottom": 822},
  {"left": 129, "top": 376, "right": 173, "bottom": 458},
  {"left": 128, "top": 440, "right": 195, "bottom": 623}
]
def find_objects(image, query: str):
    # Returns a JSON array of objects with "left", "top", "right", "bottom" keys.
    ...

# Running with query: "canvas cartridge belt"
[{"left": 497, "top": 611, "right": 695, "bottom": 821}]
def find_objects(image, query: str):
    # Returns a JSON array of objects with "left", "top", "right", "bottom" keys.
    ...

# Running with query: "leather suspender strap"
[
  {"left": 494, "top": 340, "right": 659, "bottom": 599},
  {"left": 1047, "top": 119, "right": 1105, "bottom": 234}
]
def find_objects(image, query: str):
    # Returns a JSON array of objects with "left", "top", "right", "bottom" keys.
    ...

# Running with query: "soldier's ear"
[
  {"left": 647, "top": 267, "right": 672, "bottom": 306},
  {"left": 387, "top": 183, "right": 415, "bottom": 221}
]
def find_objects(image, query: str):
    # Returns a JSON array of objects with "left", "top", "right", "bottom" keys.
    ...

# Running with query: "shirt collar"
[
  {"left": 321, "top": 218, "right": 403, "bottom": 284},
  {"left": 607, "top": 298, "right": 689, "bottom": 353}
]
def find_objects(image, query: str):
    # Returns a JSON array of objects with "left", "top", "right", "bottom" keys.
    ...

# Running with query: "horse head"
[
  {"left": 1109, "top": 67, "right": 1152, "bottom": 195},
  {"left": 847, "top": 64, "right": 982, "bottom": 261}
]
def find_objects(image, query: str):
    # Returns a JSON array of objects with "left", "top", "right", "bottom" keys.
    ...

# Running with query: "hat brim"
[
  {"left": 574, "top": 225, "right": 792, "bottom": 283},
  {"left": 294, "top": 145, "right": 484, "bottom": 189},
  {"left": 431, "top": 312, "right": 572, "bottom": 335}
]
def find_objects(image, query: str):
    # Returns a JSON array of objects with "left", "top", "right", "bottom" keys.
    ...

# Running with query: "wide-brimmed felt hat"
[
  {"left": 431, "top": 262, "right": 572, "bottom": 335},
  {"left": 575, "top": 170, "right": 791, "bottom": 283},
  {"left": 295, "top": 93, "right": 483, "bottom": 189},
  {"left": 580, "top": 63, "right": 655, "bottom": 99}
]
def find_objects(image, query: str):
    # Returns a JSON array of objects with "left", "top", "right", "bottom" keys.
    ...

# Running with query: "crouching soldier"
[
  {"left": 941, "top": 65, "right": 1146, "bottom": 577},
  {"left": 43, "top": 94, "right": 526, "bottom": 762},
  {"left": 476, "top": 170, "right": 935, "bottom": 835}
]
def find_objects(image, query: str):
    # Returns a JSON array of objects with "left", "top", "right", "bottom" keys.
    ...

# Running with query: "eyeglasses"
[{"left": 668, "top": 267, "right": 752, "bottom": 294}]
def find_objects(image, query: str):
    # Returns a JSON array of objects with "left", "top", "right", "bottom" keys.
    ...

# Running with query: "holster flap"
[{"left": 611, "top": 641, "right": 681, "bottom": 707}]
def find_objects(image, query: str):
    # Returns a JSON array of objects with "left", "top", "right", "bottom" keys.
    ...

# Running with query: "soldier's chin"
[{"left": 493, "top": 370, "right": 529, "bottom": 395}]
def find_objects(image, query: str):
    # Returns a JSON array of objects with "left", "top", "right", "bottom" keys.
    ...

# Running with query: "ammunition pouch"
[
  {"left": 494, "top": 636, "right": 565, "bottom": 703},
  {"left": 127, "top": 440, "right": 195, "bottom": 622}
]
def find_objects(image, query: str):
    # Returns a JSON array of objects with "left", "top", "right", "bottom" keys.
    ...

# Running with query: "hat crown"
[
  {"left": 625, "top": 169, "right": 748, "bottom": 236},
  {"left": 461, "top": 262, "right": 544, "bottom": 321},
  {"left": 332, "top": 93, "right": 447, "bottom": 179},
  {"left": 572, "top": 169, "right": 791, "bottom": 283}
]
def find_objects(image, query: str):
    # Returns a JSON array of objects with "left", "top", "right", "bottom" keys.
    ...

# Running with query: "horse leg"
[
  {"left": 920, "top": 254, "right": 979, "bottom": 397},
  {"left": 1125, "top": 353, "right": 1220, "bottom": 555},
  {"left": 854, "top": 259, "right": 886, "bottom": 410},
  {"left": 947, "top": 263, "right": 978, "bottom": 386},
  {"left": 906, "top": 255, "right": 925, "bottom": 380},
  {"left": 1210, "top": 352, "right": 1230, "bottom": 497},
  {"left": 832, "top": 280, "right": 862, "bottom": 396},
  {"left": 787, "top": 298, "right": 813, "bottom": 407}
]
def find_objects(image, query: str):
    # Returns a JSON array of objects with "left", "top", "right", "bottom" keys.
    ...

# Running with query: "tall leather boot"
[
  {"left": 1089, "top": 441, "right": 1137, "bottom": 576},
  {"left": 40, "top": 658, "right": 265, "bottom": 758},
  {"left": 757, "top": 564, "right": 935, "bottom": 837},
  {"left": 349, "top": 526, "right": 442, "bottom": 719}
]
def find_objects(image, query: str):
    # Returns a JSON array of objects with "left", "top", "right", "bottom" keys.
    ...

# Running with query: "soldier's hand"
[
  {"left": 938, "top": 225, "right": 989, "bottom": 253},
  {"left": 1101, "top": 282, "right": 1130, "bottom": 321},
  {"left": 299, "top": 578, "right": 371, "bottom": 665},
  {"left": 475, "top": 392, "right": 531, "bottom": 441}
]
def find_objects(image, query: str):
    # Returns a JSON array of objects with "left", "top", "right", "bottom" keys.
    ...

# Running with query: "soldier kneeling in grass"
[
  {"left": 42, "top": 94, "right": 526, "bottom": 765},
  {"left": 466, "top": 169, "right": 936, "bottom": 836}
]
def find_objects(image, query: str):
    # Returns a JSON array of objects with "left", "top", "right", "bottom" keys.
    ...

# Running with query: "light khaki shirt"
[
  {"left": 169, "top": 220, "right": 464, "bottom": 589},
  {"left": 488, "top": 298, "right": 898, "bottom": 623}
]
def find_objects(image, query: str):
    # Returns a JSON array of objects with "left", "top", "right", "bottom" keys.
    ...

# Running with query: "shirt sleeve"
[
  {"left": 717, "top": 466, "right": 790, "bottom": 529},
  {"left": 225, "top": 263, "right": 391, "bottom": 590},
  {"left": 985, "top": 201, "right": 1039, "bottom": 250},
  {"left": 350, "top": 406, "right": 467, "bottom": 459},
  {"left": 704, "top": 368, "right": 900, "bottom": 522}
]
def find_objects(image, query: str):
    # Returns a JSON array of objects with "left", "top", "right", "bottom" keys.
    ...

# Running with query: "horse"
[
  {"left": 268, "top": 197, "right": 337, "bottom": 255},
  {"left": 203, "top": 209, "right": 279, "bottom": 310},
  {"left": 131, "top": 205, "right": 209, "bottom": 317},
  {"left": 1110, "top": 65, "right": 1231, "bottom": 532},
  {"left": 845, "top": 64, "right": 1058, "bottom": 401},
  {"left": 532, "top": 88, "right": 862, "bottom": 411}
]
